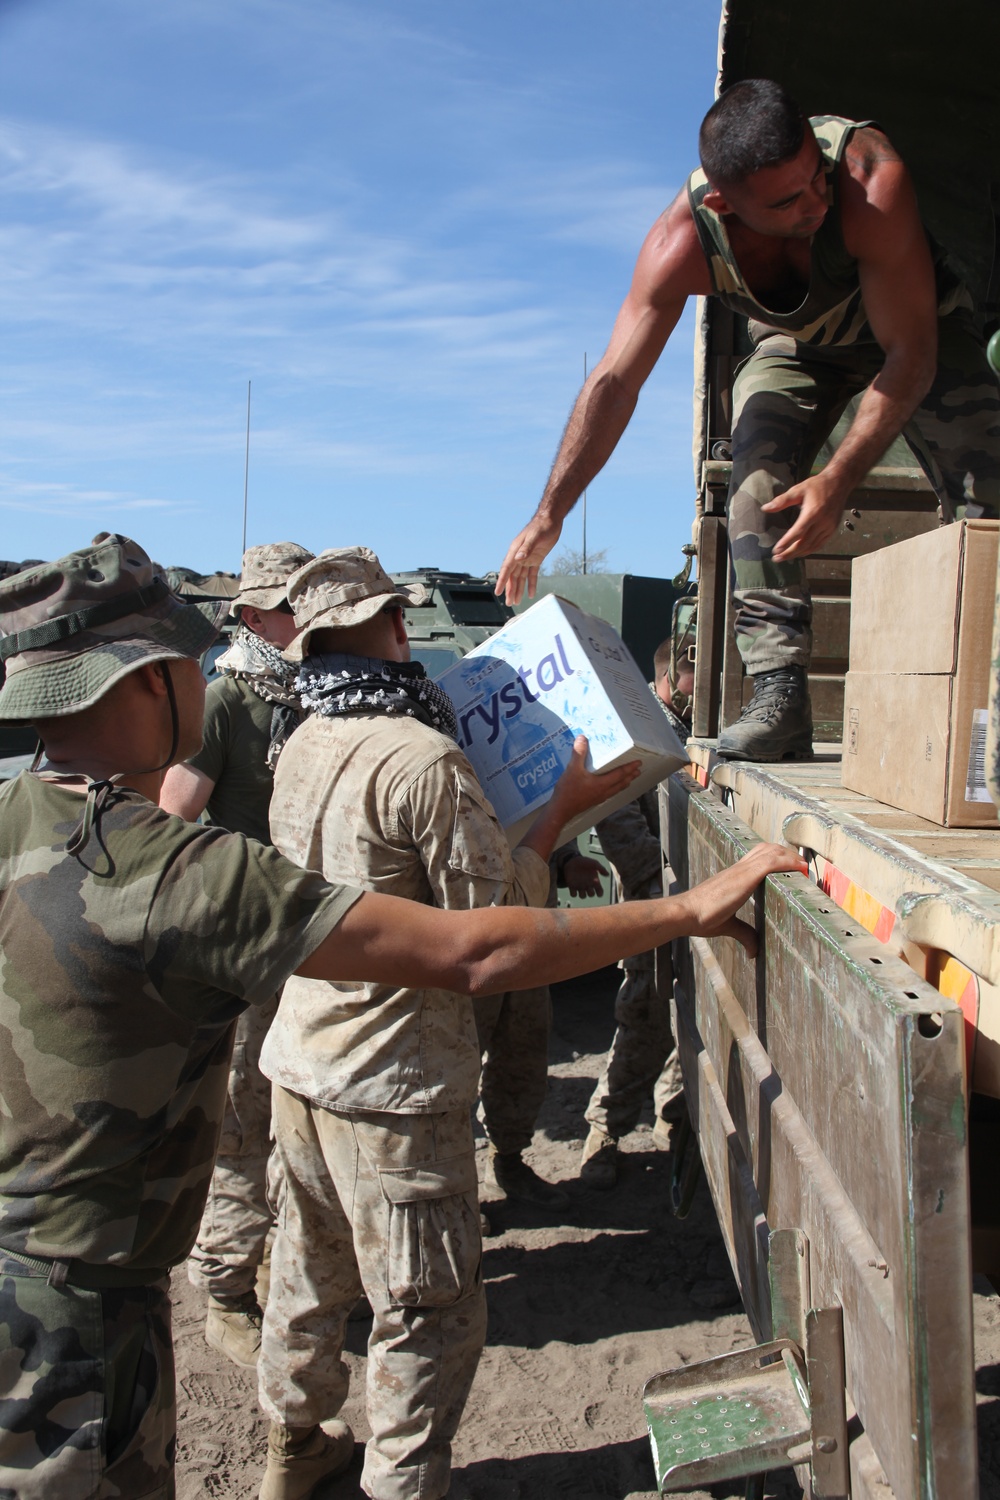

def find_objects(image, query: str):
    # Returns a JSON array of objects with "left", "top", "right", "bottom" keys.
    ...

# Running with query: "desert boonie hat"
[
  {"left": 231, "top": 541, "right": 315, "bottom": 614},
  {"left": 285, "top": 547, "right": 430, "bottom": 660},
  {"left": 0, "top": 532, "right": 229, "bottom": 721}
]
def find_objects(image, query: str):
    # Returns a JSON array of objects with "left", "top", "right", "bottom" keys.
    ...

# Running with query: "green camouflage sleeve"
[{"left": 145, "top": 822, "right": 361, "bottom": 1013}]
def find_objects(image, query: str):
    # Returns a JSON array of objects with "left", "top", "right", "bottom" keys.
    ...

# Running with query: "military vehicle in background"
[
  {"left": 393, "top": 567, "right": 514, "bottom": 675},
  {"left": 644, "top": 3, "right": 1000, "bottom": 1497},
  {"left": 513, "top": 571, "right": 679, "bottom": 684}
]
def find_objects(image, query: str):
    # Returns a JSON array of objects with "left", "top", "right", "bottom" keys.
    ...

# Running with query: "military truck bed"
[{"left": 663, "top": 746, "right": 1000, "bottom": 1498}]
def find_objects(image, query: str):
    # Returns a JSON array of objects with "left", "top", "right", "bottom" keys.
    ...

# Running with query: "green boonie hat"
[
  {"left": 285, "top": 547, "right": 430, "bottom": 661},
  {"left": 0, "top": 532, "right": 229, "bottom": 721},
  {"left": 232, "top": 541, "right": 315, "bottom": 614}
]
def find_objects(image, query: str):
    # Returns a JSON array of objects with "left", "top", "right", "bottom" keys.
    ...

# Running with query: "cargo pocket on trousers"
[{"left": 380, "top": 1152, "right": 481, "bottom": 1307}]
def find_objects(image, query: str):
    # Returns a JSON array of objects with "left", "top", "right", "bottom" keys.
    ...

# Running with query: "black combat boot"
[{"left": 715, "top": 666, "right": 813, "bottom": 762}]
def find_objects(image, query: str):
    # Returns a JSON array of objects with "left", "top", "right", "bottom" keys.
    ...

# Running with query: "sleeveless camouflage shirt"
[{"left": 686, "top": 115, "right": 966, "bottom": 348}]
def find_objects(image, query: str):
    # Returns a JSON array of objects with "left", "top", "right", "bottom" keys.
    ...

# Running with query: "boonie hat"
[
  {"left": 0, "top": 532, "right": 229, "bottom": 721},
  {"left": 232, "top": 541, "right": 315, "bottom": 614},
  {"left": 285, "top": 547, "right": 430, "bottom": 661}
]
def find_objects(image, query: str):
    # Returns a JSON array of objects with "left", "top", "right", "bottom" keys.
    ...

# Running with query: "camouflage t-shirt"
[{"left": 0, "top": 773, "right": 360, "bottom": 1274}]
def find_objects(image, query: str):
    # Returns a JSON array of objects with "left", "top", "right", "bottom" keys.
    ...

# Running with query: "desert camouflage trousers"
[
  {"left": 474, "top": 986, "right": 551, "bottom": 1156},
  {"left": 0, "top": 1250, "right": 173, "bottom": 1500},
  {"left": 187, "top": 996, "right": 278, "bottom": 1301},
  {"left": 584, "top": 963, "right": 684, "bottom": 1141},
  {"left": 259, "top": 1088, "right": 485, "bottom": 1500},
  {"left": 729, "top": 308, "right": 1000, "bottom": 673}
]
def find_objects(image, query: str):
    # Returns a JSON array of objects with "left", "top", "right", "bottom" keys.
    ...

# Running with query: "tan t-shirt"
[{"left": 263, "top": 712, "right": 550, "bottom": 1114}]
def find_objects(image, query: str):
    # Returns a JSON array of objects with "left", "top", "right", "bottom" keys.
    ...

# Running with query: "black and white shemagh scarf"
[
  {"left": 295, "top": 652, "right": 458, "bottom": 740},
  {"left": 214, "top": 625, "right": 302, "bottom": 768}
]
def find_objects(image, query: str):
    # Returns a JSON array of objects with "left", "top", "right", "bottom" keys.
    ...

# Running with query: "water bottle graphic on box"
[{"left": 498, "top": 712, "right": 576, "bottom": 812}]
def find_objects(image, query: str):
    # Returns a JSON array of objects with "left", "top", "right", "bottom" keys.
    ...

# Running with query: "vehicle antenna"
[
  {"left": 582, "top": 353, "right": 588, "bottom": 575},
  {"left": 241, "top": 380, "right": 251, "bottom": 558}
]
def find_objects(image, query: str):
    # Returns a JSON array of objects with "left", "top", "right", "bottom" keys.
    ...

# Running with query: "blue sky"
[{"left": 0, "top": 0, "right": 720, "bottom": 579}]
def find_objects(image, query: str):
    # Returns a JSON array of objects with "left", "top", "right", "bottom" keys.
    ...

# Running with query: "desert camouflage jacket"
[{"left": 264, "top": 711, "right": 550, "bottom": 1115}]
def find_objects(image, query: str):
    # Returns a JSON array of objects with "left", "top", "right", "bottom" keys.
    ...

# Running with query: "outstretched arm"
[
  {"left": 768, "top": 130, "right": 938, "bottom": 561},
  {"left": 297, "top": 840, "right": 807, "bottom": 993},
  {"left": 496, "top": 192, "right": 709, "bottom": 605}
]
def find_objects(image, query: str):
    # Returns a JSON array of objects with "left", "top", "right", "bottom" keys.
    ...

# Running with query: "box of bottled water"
[{"left": 435, "top": 594, "right": 688, "bottom": 844}]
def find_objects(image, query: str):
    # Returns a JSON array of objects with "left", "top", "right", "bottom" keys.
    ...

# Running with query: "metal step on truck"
[{"left": 644, "top": 3, "right": 1000, "bottom": 1497}]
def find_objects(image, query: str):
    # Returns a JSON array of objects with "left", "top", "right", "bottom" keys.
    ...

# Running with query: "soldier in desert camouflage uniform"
[
  {"left": 161, "top": 541, "right": 313, "bottom": 1370},
  {"left": 257, "top": 547, "right": 646, "bottom": 1500},
  {"left": 497, "top": 79, "right": 1000, "bottom": 762},
  {"left": 0, "top": 532, "right": 803, "bottom": 1500}
]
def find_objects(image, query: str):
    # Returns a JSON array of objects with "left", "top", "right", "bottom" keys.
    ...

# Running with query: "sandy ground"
[{"left": 172, "top": 966, "right": 1000, "bottom": 1500}]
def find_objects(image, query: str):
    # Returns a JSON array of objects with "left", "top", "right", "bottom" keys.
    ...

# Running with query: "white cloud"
[{"left": 0, "top": 475, "right": 181, "bottom": 515}]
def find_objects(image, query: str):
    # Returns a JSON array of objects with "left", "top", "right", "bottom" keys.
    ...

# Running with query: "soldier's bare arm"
[
  {"left": 297, "top": 840, "right": 807, "bottom": 994},
  {"left": 160, "top": 762, "right": 216, "bottom": 821},
  {"left": 496, "top": 192, "right": 711, "bottom": 606},
  {"left": 768, "top": 130, "right": 938, "bottom": 561}
]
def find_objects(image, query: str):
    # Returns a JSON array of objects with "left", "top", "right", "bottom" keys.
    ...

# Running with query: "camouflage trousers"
[
  {"left": 259, "top": 1088, "right": 485, "bottom": 1500},
  {"left": 187, "top": 996, "right": 278, "bottom": 1301},
  {"left": 584, "top": 962, "right": 684, "bottom": 1141},
  {"left": 0, "top": 1250, "right": 174, "bottom": 1500},
  {"left": 729, "top": 308, "right": 1000, "bottom": 673},
  {"left": 473, "top": 987, "right": 551, "bottom": 1156}
]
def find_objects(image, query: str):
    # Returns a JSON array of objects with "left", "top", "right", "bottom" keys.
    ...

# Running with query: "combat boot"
[
  {"left": 716, "top": 666, "right": 813, "bottom": 762},
  {"left": 578, "top": 1127, "right": 618, "bottom": 1190},
  {"left": 488, "top": 1146, "right": 570, "bottom": 1210},
  {"left": 259, "top": 1421, "right": 355, "bottom": 1500},
  {"left": 205, "top": 1291, "right": 263, "bottom": 1368}
]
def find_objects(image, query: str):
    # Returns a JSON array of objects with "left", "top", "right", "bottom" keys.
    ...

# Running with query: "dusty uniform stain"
[
  {"left": 0, "top": 773, "right": 357, "bottom": 1499},
  {"left": 688, "top": 115, "right": 1000, "bottom": 673},
  {"left": 261, "top": 712, "right": 549, "bottom": 1500}
]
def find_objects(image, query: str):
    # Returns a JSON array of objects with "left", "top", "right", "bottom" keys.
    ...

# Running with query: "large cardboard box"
[
  {"left": 842, "top": 520, "right": 999, "bottom": 826},
  {"left": 436, "top": 594, "right": 687, "bottom": 843}
]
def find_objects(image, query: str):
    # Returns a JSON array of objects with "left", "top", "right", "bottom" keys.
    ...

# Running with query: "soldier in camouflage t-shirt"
[{"left": 0, "top": 534, "right": 359, "bottom": 1500}]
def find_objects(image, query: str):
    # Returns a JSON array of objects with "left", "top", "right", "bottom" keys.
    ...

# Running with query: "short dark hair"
[
  {"left": 653, "top": 637, "right": 672, "bottom": 682},
  {"left": 699, "top": 79, "right": 806, "bottom": 188}
]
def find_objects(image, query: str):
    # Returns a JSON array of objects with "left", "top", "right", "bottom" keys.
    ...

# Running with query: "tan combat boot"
[
  {"left": 578, "top": 1127, "right": 618, "bottom": 1189},
  {"left": 205, "top": 1292, "right": 264, "bottom": 1368},
  {"left": 259, "top": 1422, "right": 355, "bottom": 1500}
]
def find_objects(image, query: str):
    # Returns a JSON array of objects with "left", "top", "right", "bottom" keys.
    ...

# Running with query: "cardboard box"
[
  {"left": 842, "top": 520, "right": 999, "bottom": 827},
  {"left": 436, "top": 594, "right": 687, "bottom": 843}
]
